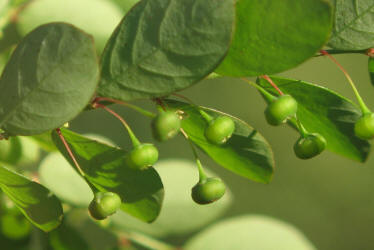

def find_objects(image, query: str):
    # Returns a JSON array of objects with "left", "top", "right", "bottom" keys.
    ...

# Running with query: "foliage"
[{"left": 0, "top": 0, "right": 374, "bottom": 249}]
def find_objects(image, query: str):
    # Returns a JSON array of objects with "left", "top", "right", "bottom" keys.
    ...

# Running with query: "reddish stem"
[
  {"left": 55, "top": 128, "right": 85, "bottom": 176},
  {"left": 261, "top": 75, "right": 284, "bottom": 95},
  {"left": 92, "top": 103, "right": 141, "bottom": 146},
  {"left": 153, "top": 98, "right": 166, "bottom": 111}
]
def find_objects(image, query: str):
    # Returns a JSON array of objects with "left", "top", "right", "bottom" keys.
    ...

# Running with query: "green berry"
[
  {"left": 151, "top": 111, "right": 181, "bottom": 141},
  {"left": 88, "top": 192, "right": 121, "bottom": 220},
  {"left": 125, "top": 143, "right": 159, "bottom": 170},
  {"left": 265, "top": 95, "right": 298, "bottom": 126},
  {"left": 354, "top": 113, "right": 374, "bottom": 140},
  {"left": 191, "top": 177, "right": 226, "bottom": 205},
  {"left": 205, "top": 116, "right": 235, "bottom": 145},
  {"left": 293, "top": 133, "right": 327, "bottom": 159}
]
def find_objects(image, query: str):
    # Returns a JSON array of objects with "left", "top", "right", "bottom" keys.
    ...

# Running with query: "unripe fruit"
[
  {"left": 205, "top": 116, "right": 235, "bottom": 145},
  {"left": 125, "top": 143, "right": 159, "bottom": 170},
  {"left": 354, "top": 113, "right": 374, "bottom": 140},
  {"left": 88, "top": 192, "right": 121, "bottom": 220},
  {"left": 293, "top": 133, "right": 327, "bottom": 159},
  {"left": 151, "top": 111, "right": 181, "bottom": 141},
  {"left": 191, "top": 177, "right": 226, "bottom": 205},
  {"left": 265, "top": 95, "right": 298, "bottom": 126}
]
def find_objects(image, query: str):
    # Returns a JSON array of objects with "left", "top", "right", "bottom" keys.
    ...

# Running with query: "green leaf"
[
  {"left": 0, "top": 23, "right": 99, "bottom": 136},
  {"left": 30, "top": 132, "right": 57, "bottom": 152},
  {"left": 48, "top": 221, "right": 90, "bottom": 250},
  {"left": 369, "top": 57, "right": 374, "bottom": 87},
  {"left": 328, "top": 0, "right": 374, "bottom": 50},
  {"left": 257, "top": 76, "right": 370, "bottom": 162},
  {"left": 185, "top": 215, "right": 316, "bottom": 250},
  {"left": 0, "top": 137, "right": 22, "bottom": 164},
  {"left": 51, "top": 128, "right": 164, "bottom": 223},
  {"left": 111, "top": 0, "right": 139, "bottom": 13},
  {"left": 98, "top": 0, "right": 235, "bottom": 101},
  {"left": 0, "top": 166, "right": 63, "bottom": 232},
  {"left": 112, "top": 159, "right": 232, "bottom": 237},
  {"left": 165, "top": 100, "right": 274, "bottom": 183},
  {"left": 39, "top": 153, "right": 93, "bottom": 207},
  {"left": 216, "top": 0, "right": 332, "bottom": 77}
]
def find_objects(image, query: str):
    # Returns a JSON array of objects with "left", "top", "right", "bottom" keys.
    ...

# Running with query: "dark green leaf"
[
  {"left": 52, "top": 128, "right": 164, "bottom": 223},
  {"left": 98, "top": 0, "right": 235, "bottom": 101},
  {"left": 257, "top": 76, "right": 370, "bottom": 162},
  {"left": 369, "top": 57, "right": 374, "bottom": 87},
  {"left": 0, "top": 23, "right": 99, "bottom": 136},
  {"left": 165, "top": 100, "right": 274, "bottom": 183},
  {"left": 329, "top": 0, "right": 374, "bottom": 50},
  {"left": 0, "top": 166, "right": 63, "bottom": 232},
  {"left": 48, "top": 221, "right": 90, "bottom": 250},
  {"left": 216, "top": 0, "right": 332, "bottom": 76}
]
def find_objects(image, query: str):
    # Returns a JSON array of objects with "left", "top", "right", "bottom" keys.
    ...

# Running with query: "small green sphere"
[
  {"left": 265, "top": 95, "right": 298, "bottom": 126},
  {"left": 88, "top": 192, "right": 121, "bottom": 220},
  {"left": 151, "top": 111, "right": 181, "bottom": 141},
  {"left": 191, "top": 177, "right": 226, "bottom": 205},
  {"left": 293, "top": 133, "right": 327, "bottom": 159},
  {"left": 205, "top": 116, "right": 235, "bottom": 145},
  {"left": 354, "top": 113, "right": 374, "bottom": 140},
  {"left": 125, "top": 143, "right": 159, "bottom": 170}
]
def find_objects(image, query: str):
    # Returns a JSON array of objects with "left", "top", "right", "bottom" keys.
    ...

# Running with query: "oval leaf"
[
  {"left": 0, "top": 166, "right": 63, "bottom": 232},
  {"left": 216, "top": 0, "right": 332, "bottom": 76},
  {"left": 257, "top": 76, "right": 370, "bottom": 162},
  {"left": 51, "top": 128, "right": 164, "bottom": 223},
  {"left": 185, "top": 215, "right": 316, "bottom": 250},
  {"left": 329, "top": 1, "right": 374, "bottom": 50},
  {"left": 165, "top": 100, "right": 274, "bottom": 183},
  {"left": 0, "top": 23, "right": 99, "bottom": 136},
  {"left": 98, "top": 0, "right": 235, "bottom": 101}
]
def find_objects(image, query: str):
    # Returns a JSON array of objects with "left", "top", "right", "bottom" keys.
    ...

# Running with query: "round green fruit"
[
  {"left": 151, "top": 111, "right": 181, "bottom": 141},
  {"left": 205, "top": 116, "right": 235, "bottom": 145},
  {"left": 88, "top": 192, "right": 121, "bottom": 220},
  {"left": 354, "top": 113, "right": 374, "bottom": 140},
  {"left": 265, "top": 95, "right": 298, "bottom": 126},
  {"left": 293, "top": 133, "right": 327, "bottom": 159},
  {"left": 191, "top": 177, "right": 226, "bottom": 205},
  {"left": 125, "top": 143, "right": 159, "bottom": 170}
]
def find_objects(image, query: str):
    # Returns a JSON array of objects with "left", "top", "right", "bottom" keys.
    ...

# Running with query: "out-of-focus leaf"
[
  {"left": 185, "top": 215, "right": 316, "bottom": 250},
  {"left": 0, "top": 166, "right": 63, "bottom": 232},
  {"left": 112, "top": 159, "right": 232, "bottom": 237}
]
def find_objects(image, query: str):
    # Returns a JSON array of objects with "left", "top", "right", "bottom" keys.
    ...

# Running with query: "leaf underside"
[
  {"left": 165, "top": 100, "right": 274, "bottom": 183},
  {"left": 257, "top": 76, "right": 370, "bottom": 162},
  {"left": 98, "top": 0, "right": 235, "bottom": 101},
  {"left": 52, "top": 128, "right": 164, "bottom": 223},
  {"left": 329, "top": 0, "right": 374, "bottom": 50}
]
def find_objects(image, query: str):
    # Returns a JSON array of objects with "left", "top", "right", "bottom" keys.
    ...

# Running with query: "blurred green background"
[{"left": 1, "top": 0, "right": 374, "bottom": 249}]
